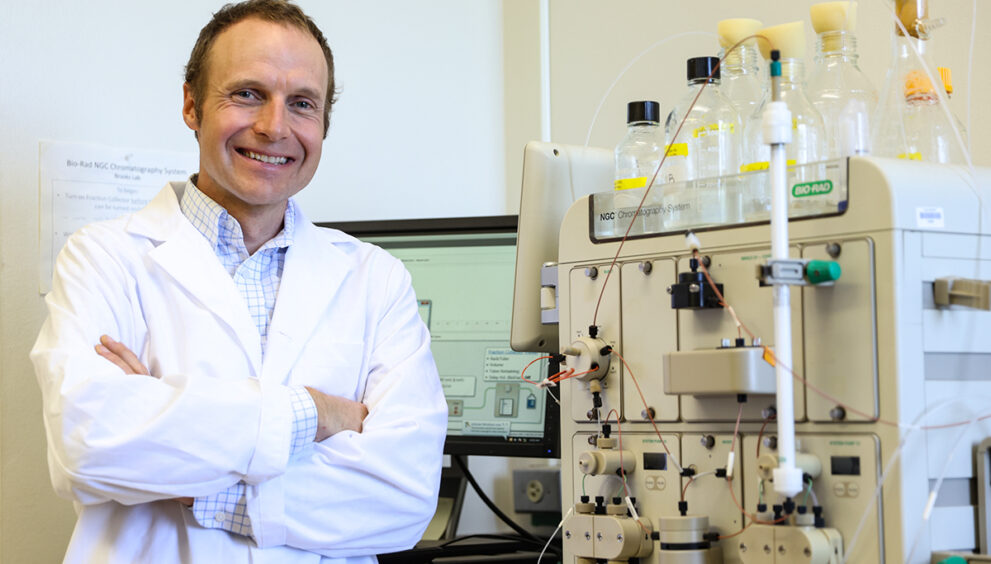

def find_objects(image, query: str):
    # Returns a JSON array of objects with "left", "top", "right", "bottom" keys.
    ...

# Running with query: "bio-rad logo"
[{"left": 792, "top": 180, "right": 833, "bottom": 198}]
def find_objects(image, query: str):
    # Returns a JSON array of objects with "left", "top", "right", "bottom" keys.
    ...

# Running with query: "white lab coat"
[{"left": 31, "top": 182, "right": 448, "bottom": 563}]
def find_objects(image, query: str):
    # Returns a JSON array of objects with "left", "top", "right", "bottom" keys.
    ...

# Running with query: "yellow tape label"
[
  {"left": 762, "top": 346, "right": 776, "bottom": 367},
  {"left": 740, "top": 159, "right": 797, "bottom": 172},
  {"left": 898, "top": 152, "right": 923, "bottom": 161},
  {"left": 665, "top": 143, "right": 688, "bottom": 157},
  {"left": 692, "top": 122, "right": 736, "bottom": 138},
  {"left": 615, "top": 177, "right": 647, "bottom": 191},
  {"left": 741, "top": 161, "right": 768, "bottom": 172}
]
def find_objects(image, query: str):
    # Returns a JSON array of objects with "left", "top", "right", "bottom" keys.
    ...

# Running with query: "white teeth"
[{"left": 244, "top": 150, "right": 288, "bottom": 165}]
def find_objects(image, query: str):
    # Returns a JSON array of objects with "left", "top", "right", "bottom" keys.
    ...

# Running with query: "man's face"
[{"left": 182, "top": 18, "right": 328, "bottom": 220}]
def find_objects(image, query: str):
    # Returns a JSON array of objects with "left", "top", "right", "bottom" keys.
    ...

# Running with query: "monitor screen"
[{"left": 317, "top": 216, "right": 559, "bottom": 458}]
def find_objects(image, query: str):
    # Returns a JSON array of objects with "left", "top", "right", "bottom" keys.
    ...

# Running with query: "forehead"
[{"left": 205, "top": 17, "right": 327, "bottom": 95}]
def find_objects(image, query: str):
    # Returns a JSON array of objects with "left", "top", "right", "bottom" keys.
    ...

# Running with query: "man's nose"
[{"left": 254, "top": 100, "right": 290, "bottom": 140}]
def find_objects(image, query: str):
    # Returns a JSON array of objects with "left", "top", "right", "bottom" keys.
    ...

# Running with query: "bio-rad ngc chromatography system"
[{"left": 512, "top": 141, "right": 991, "bottom": 564}]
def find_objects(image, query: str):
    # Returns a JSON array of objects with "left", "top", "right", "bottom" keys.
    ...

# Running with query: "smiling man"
[{"left": 31, "top": 1, "right": 447, "bottom": 562}]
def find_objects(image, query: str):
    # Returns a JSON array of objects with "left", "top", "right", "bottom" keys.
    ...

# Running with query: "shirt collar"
[{"left": 179, "top": 179, "right": 296, "bottom": 254}]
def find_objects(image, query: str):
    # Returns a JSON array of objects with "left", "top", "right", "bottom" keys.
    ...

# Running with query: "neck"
[
  {"left": 192, "top": 174, "right": 287, "bottom": 255},
  {"left": 778, "top": 58, "right": 806, "bottom": 85},
  {"left": 816, "top": 31, "right": 858, "bottom": 61},
  {"left": 720, "top": 43, "right": 760, "bottom": 75},
  {"left": 234, "top": 206, "right": 286, "bottom": 255}
]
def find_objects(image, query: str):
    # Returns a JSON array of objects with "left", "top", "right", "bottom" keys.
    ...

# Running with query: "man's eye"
[
  {"left": 234, "top": 90, "right": 256, "bottom": 100},
  {"left": 292, "top": 100, "right": 317, "bottom": 111}
]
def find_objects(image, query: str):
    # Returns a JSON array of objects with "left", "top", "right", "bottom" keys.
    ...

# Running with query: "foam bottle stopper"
[
  {"left": 717, "top": 18, "right": 763, "bottom": 49},
  {"left": 810, "top": 2, "right": 858, "bottom": 51},
  {"left": 758, "top": 21, "right": 807, "bottom": 61}
]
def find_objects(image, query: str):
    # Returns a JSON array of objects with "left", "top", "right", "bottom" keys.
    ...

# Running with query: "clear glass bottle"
[
  {"left": 742, "top": 58, "right": 826, "bottom": 218},
  {"left": 807, "top": 30, "right": 877, "bottom": 159},
  {"left": 900, "top": 70, "right": 964, "bottom": 164},
  {"left": 872, "top": 30, "right": 967, "bottom": 164},
  {"left": 661, "top": 57, "right": 743, "bottom": 227},
  {"left": 718, "top": 37, "right": 765, "bottom": 122},
  {"left": 612, "top": 100, "right": 663, "bottom": 237}
]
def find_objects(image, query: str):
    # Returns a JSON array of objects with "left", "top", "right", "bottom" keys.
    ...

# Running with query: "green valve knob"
[
  {"left": 937, "top": 556, "right": 968, "bottom": 564},
  {"left": 806, "top": 260, "right": 841, "bottom": 284}
]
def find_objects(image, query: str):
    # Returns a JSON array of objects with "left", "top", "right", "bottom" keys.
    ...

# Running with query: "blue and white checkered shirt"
[{"left": 180, "top": 180, "right": 318, "bottom": 538}]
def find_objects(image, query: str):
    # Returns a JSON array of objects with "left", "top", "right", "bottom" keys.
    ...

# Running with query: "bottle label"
[
  {"left": 898, "top": 152, "right": 923, "bottom": 161},
  {"left": 692, "top": 122, "right": 736, "bottom": 138},
  {"left": 615, "top": 177, "right": 648, "bottom": 191},
  {"left": 741, "top": 160, "right": 797, "bottom": 172},
  {"left": 665, "top": 143, "right": 688, "bottom": 157}
]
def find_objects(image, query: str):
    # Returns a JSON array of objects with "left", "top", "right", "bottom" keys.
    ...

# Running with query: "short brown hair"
[{"left": 184, "top": 0, "right": 337, "bottom": 138}]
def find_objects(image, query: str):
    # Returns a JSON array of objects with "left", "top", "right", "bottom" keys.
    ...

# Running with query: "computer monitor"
[
  {"left": 317, "top": 215, "right": 559, "bottom": 459},
  {"left": 510, "top": 142, "right": 613, "bottom": 353}
]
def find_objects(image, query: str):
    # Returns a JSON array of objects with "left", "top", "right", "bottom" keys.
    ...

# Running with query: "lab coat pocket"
[{"left": 289, "top": 340, "right": 366, "bottom": 401}]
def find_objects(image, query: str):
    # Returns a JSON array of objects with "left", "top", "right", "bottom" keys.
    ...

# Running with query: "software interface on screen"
[{"left": 366, "top": 231, "right": 549, "bottom": 445}]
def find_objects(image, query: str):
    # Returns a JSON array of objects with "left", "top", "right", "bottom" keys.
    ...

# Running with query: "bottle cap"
[
  {"left": 810, "top": 2, "right": 858, "bottom": 34},
  {"left": 758, "top": 21, "right": 806, "bottom": 60},
  {"left": 717, "top": 18, "right": 762, "bottom": 49},
  {"left": 687, "top": 57, "right": 720, "bottom": 82},
  {"left": 627, "top": 100, "right": 660, "bottom": 124},
  {"left": 904, "top": 70, "right": 936, "bottom": 97}
]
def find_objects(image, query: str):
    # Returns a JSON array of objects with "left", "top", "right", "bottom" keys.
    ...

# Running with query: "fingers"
[
  {"left": 94, "top": 343, "right": 134, "bottom": 374},
  {"left": 95, "top": 335, "right": 150, "bottom": 376}
]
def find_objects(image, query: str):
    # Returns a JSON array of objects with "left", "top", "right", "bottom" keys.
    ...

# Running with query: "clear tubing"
[
  {"left": 841, "top": 397, "right": 991, "bottom": 563},
  {"left": 582, "top": 31, "right": 717, "bottom": 148},
  {"left": 904, "top": 412, "right": 981, "bottom": 563},
  {"left": 538, "top": 506, "right": 573, "bottom": 564}
]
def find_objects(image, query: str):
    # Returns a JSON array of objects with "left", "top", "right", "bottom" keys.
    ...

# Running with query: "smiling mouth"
[{"left": 237, "top": 149, "right": 292, "bottom": 165}]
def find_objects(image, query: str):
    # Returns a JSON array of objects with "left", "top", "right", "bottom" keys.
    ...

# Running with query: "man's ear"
[{"left": 182, "top": 83, "right": 199, "bottom": 133}]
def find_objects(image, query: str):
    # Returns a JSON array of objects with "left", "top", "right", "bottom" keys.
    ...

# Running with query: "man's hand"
[
  {"left": 95, "top": 335, "right": 152, "bottom": 376},
  {"left": 305, "top": 386, "right": 368, "bottom": 441}
]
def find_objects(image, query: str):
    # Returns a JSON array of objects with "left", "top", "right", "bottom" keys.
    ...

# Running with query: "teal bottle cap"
[{"left": 806, "top": 260, "right": 841, "bottom": 284}]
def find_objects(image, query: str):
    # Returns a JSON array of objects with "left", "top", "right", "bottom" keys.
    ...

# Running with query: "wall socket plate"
[{"left": 512, "top": 468, "right": 561, "bottom": 513}]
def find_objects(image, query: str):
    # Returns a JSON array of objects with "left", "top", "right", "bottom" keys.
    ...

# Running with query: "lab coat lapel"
[
  {"left": 262, "top": 214, "right": 355, "bottom": 385},
  {"left": 126, "top": 183, "right": 264, "bottom": 375}
]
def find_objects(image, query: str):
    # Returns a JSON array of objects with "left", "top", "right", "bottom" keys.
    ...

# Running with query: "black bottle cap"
[
  {"left": 687, "top": 56, "right": 720, "bottom": 82},
  {"left": 627, "top": 100, "right": 660, "bottom": 124}
]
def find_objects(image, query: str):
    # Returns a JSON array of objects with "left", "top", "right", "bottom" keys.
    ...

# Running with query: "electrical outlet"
[{"left": 513, "top": 468, "right": 561, "bottom": 513}]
